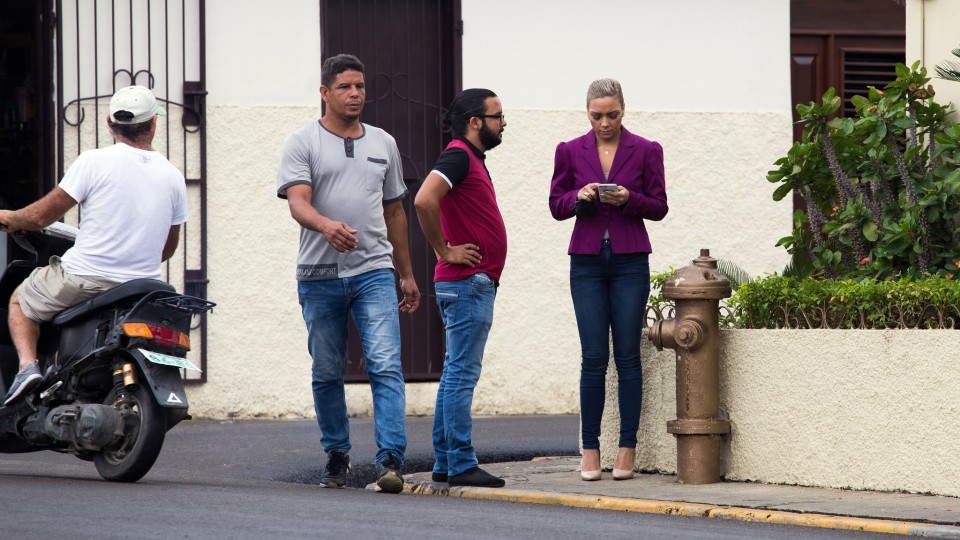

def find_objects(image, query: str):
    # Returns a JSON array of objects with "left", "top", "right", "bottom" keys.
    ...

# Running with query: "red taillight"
[
  {"left": 150, "top": 325, "right": 181, "bottom": 349},
  {"left": 121, "top": 323, "right": 191, "bottom": 351}
]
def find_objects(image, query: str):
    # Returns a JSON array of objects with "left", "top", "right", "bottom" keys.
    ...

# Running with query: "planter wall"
[{"left": 599, "top": 329, "right": 960, "bottom": 498}]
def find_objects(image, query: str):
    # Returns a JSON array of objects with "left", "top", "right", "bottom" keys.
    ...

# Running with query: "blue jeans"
[
  {"left": 298, "top": 269, "right": 406, "bottom": 466},
  {"left": 431, "top": 273, "right": 497, "bottom": 477},
  {"left": 571, "top": 241, "right": 649, "bottom": 450}
]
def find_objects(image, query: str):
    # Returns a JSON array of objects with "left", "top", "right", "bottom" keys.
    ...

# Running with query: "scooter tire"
[{"left": 93, "top": 382, "right": 166, "bottom": 482}]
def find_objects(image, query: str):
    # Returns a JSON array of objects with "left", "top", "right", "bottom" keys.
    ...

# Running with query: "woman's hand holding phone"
[
  {"left": 577, "top": 183, "right": 599, "bottom": 202},
  {"left": 598, "top": 184, "right": 628, "bottom": 206}
]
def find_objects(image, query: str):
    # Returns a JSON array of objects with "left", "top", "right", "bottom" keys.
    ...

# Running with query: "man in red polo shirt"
[{"left": 414, "top": 88, "right": 508, "bottom": 488}]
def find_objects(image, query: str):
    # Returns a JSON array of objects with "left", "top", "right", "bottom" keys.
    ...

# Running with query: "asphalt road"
[
  {"left": 158, "top": 414, "right": 583, "bottom": 488},
  {"left": 0, "top": 415, "right": 901, "bottom": 539}
]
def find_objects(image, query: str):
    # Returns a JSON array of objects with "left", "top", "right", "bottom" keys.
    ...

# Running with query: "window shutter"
[{"left": 842, "top": 50, "right": 905, "bottom": 117}]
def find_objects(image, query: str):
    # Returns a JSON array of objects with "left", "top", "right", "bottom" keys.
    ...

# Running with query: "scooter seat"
[{"left": 53, "top": 278, "right": 176, "bottom": 326}]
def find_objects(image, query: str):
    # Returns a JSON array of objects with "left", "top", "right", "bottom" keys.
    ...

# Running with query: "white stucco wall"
[
  {"left": 205, "top": 0, "right": 321, "bottom": 106},
  {"left": 460, "top": 0, "right": 791, "bottom": 112},
  {"left": 185, "top": 105, "right": 789, "bottom": 418},
  {"left": 600, "top": 330, "right": 960, "bottom": 498},
  {"left": 183, "top": 0, "right": 793, "bottom": 418},
  {"left": 470, "top": 107, "right": 790, "bottom": 418},
  {"left": 907, "top": 0, "right": 960, "bottom": 119},
  {"left": 50, "top": 1, "right": 793, "bottom": 418}
]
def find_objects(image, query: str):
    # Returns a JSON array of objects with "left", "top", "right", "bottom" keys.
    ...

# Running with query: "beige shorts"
[{"left": 16, "top": 256, "right": 119, "bottom": 322}]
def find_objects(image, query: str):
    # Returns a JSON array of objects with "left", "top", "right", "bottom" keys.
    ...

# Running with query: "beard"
[{"left": 479, "top": 122, "right": 502, "bottom": 150}]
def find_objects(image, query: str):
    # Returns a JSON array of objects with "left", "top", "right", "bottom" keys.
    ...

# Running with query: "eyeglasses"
[{"left": 476, "top": 113, "right": 505, "bottom": 123}]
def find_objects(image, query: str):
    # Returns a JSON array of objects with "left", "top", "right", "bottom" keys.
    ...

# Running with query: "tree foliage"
[{"left": 767, "top": 62, "right": 960, "bottom": 280}]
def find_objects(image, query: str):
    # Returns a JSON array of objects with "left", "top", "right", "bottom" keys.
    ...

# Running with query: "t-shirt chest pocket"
[{"left": 366, "top": 157, "right": 388, "bottom": 192}]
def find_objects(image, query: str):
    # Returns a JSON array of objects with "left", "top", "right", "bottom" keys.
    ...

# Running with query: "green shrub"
[
  {"left": 729, "top": 274, "right": 960, "bottom": 329},
  {"left": 646, "top": 267, "right": 675, "bottom": 324}
]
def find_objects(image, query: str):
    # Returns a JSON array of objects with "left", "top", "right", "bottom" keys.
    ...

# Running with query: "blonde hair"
[{"left": 586, "top": 78, "right": 624, "bottom": 108}]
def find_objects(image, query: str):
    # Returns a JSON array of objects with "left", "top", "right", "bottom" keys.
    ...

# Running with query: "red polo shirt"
[{"left": 431, "top": 138, "right": 508, "bottom": 284}]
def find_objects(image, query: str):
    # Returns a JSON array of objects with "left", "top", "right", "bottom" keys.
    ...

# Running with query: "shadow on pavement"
[{"left": 278, "top": 449, "right": 579, "bottom": 489}]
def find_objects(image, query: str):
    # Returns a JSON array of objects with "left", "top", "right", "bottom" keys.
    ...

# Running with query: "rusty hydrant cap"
[{"left": 661, "top": 249, "right": 732, "bottom": 301}]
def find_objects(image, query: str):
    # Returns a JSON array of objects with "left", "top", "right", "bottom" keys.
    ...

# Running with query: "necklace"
[{"left": 598, "top": 146, "right": 616, "bottom": 155}]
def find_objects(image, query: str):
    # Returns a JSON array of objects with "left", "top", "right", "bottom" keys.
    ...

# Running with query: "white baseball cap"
[{"left": 109, "top": 85, "right": 166, "bottom": 124}]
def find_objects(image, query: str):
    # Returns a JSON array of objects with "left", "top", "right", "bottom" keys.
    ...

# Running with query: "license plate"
[{"left": 139, "top": 349, "right": 202, "bottom": 372}]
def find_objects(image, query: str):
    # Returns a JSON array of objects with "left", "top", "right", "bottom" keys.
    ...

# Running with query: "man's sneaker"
[
  {"left": 375, "top": 453, "right": 404, "bottom": 494},
  {"left": 448, "top": 466, "right": 505, "bottom": 488},
  {"left": 3, "top": 362, "right": 42, "bottom": 406},
  {"left": 320, "top": 451, "right": 351, "bottom": 488},
  {"left": 431, "top": 472, "right": 448, "bottom": 483}
]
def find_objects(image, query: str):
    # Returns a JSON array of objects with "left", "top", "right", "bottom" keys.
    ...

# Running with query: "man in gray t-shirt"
[{"left": 276, "top": 54, "right": 420, "bottom": 494}]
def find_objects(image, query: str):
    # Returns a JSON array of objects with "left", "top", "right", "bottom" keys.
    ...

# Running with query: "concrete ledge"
[{"left": 601, "top": 329, "right": 960, "bottom": 498}]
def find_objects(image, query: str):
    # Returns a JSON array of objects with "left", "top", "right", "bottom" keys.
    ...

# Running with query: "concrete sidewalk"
[{"left": 401, "top": 457, "right": 960, "bottom": 538}]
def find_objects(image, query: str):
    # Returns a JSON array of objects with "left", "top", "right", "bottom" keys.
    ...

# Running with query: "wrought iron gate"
[{"left": 55, "top": 0, "right": 209, "bottom": 382}]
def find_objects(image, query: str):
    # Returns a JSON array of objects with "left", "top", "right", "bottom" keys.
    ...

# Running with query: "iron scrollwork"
[
  {"left": 62, "top": 69, "right": 203, "bottom": 132},
  {"left": 646, "top": 300, "right": 960, "bottom": 330}
]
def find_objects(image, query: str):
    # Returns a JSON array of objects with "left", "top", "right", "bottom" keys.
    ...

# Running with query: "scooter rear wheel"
[{"left": 93, "top": 381, "right": 165, "bottom": 482}]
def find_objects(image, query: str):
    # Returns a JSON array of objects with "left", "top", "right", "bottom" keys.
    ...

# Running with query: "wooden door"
[{"left": 322, "top": 0, "right": 462, "bottom": 382}]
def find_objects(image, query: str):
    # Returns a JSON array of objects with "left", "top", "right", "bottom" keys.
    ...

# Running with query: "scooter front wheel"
[{"left": 93, "top": 381, "right": 166, "bottom": 482}]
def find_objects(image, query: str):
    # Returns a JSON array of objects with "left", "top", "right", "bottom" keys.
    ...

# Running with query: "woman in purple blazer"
[{"left": 548, "top": 78, "right": 668, "bottom": 481}]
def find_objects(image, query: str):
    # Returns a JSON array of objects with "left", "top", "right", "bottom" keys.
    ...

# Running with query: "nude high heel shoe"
[
  {"left": 580, "top": 449, "right": 601, "bottom": 481},
  {"left": 612, "top": 447, "right": 635, "bottom": 481},
  {"left": 580, "top": 466, "right": 602, "bottom": 481}
]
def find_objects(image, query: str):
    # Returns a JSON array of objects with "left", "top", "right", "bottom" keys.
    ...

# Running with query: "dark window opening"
[
  {"left": 0, "top": 0, "right": 55, "bottom": 212},
  {"left": 842, "top": 50, "right": 905, "bottom": 117},
  {"left": 321, "top": 0, "right": 462, "bottom": 383}
]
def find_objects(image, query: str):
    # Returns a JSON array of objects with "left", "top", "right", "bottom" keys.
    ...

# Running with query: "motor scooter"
[{"left": 0, "top": 223, "right": 214, "bottom": 482}]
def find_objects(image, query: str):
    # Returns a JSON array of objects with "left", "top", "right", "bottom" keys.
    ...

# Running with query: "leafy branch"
[
  {"left": 767, "top": 61, "right": 960, "bottom": 280},
  {"left": 935, "top": 46, "right": 960, "bottom": 83}
]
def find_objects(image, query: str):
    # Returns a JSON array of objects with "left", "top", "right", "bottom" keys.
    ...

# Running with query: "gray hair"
[
  {"left": 108, "top": 118, "right": 153, "bottom": 142},
  {"left": 586, "top": 78, "right": 624, "bottom": 108}
]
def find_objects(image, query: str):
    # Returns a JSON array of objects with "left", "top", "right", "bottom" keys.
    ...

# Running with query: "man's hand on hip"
[{"left": 440, "top": 242, "right": 482, "bottom": 268}]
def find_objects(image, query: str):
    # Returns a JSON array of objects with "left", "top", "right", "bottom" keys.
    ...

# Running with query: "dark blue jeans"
[
  {"left": 570, "top": 241, "right": 649, "bottom": 450},
  {"left": 431, "top": 273, "right": 497, "bottom": 477}
]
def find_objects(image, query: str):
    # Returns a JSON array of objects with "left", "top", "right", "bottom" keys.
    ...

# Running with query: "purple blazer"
[{"left": 548, "top": 127, "right": 668, "bottom": 255}]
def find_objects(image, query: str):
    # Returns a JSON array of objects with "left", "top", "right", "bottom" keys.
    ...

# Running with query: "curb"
[{"left": 405, "top": 482, "right": 960, "bottom": 538}]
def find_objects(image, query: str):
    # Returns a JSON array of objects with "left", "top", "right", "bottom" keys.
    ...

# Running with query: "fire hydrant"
[{"left": 648, "top": 249, "right": 731, "bottom": 484}]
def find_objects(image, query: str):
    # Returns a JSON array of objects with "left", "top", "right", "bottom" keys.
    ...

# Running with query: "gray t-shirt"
[{"left": 277, "top": 121, "right": 407, "bottom": 280}]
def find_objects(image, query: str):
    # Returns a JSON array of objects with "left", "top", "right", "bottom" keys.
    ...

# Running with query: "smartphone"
[{"left": 598, "top": 183, "right": 618, "bottom": 193}]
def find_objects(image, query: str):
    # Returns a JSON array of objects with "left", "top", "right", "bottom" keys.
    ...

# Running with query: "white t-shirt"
[{"left": 59, "top": 143, "right": 188, "bottom": 281}]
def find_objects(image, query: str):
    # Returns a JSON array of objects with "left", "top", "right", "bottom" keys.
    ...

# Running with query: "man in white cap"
[{"left": 0, "top": 85, "right": 187, "bottom": 406}]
